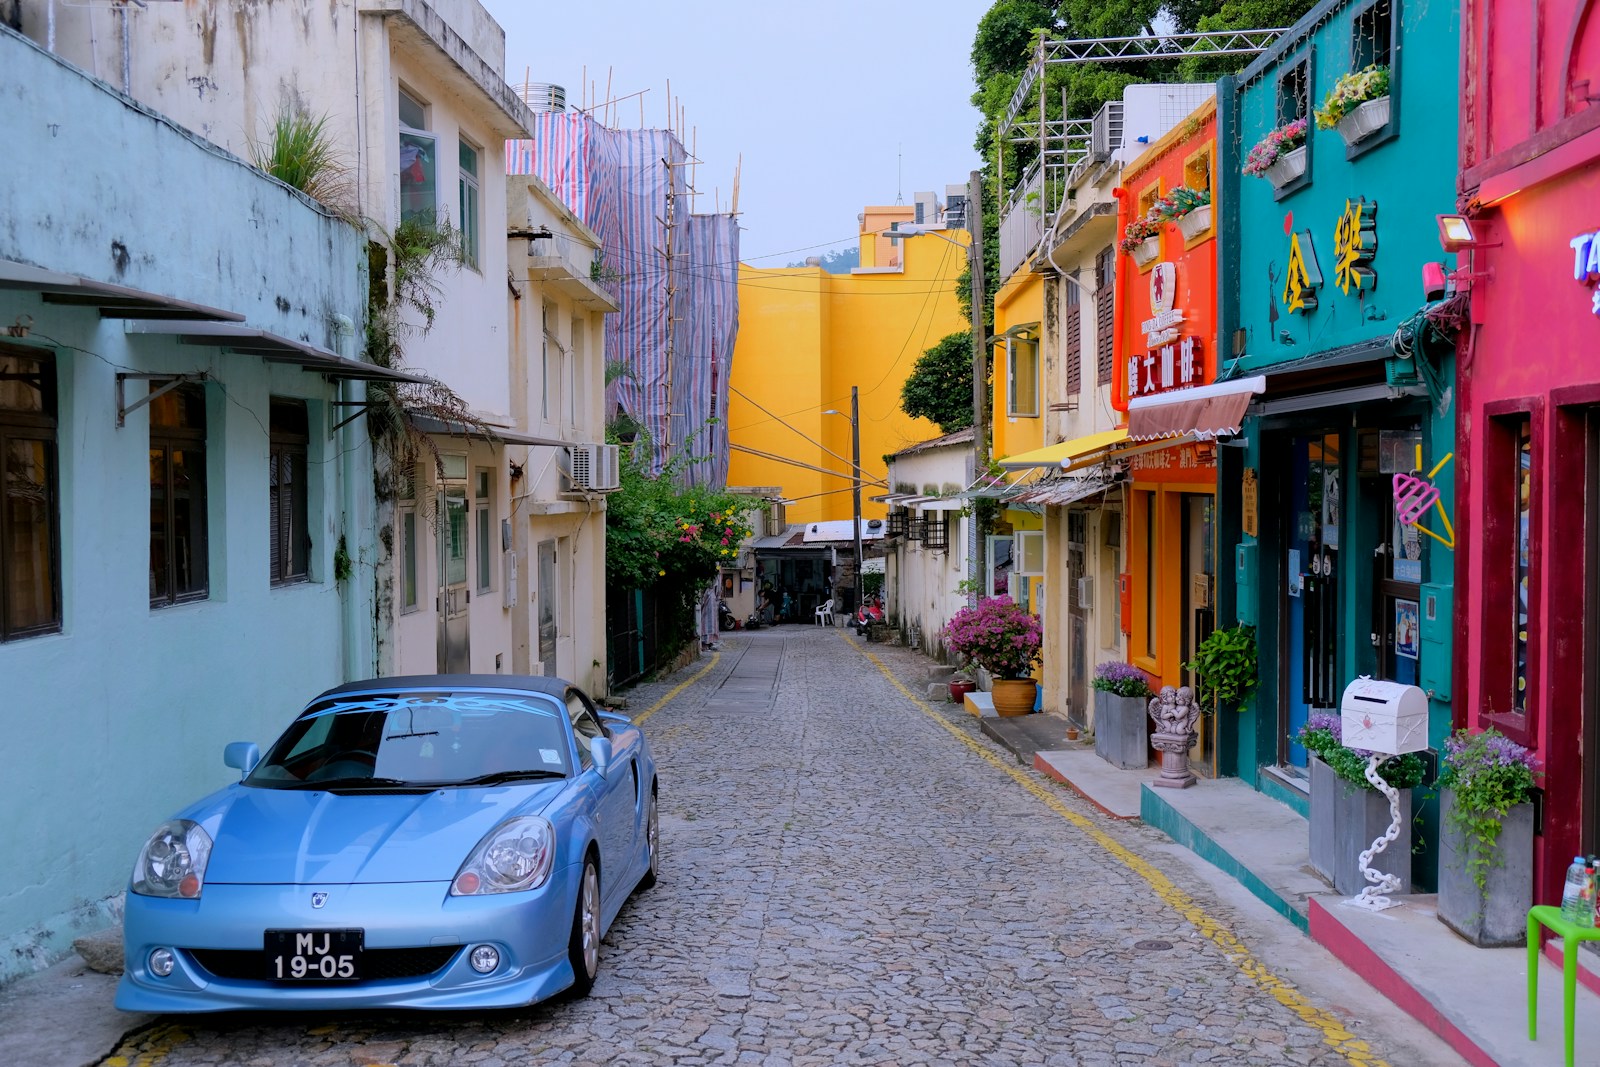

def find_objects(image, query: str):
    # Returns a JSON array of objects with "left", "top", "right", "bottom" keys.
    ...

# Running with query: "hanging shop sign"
[
  {"left": 1569, "top": 228, "right": 1600, "bottom": 315},
  {"left": 1126, "top": 337, "right": 1204, "bottom": 399},
  {"left": 1282, "top": 229, "right": 1322, "bottom": 314},
  {"left": 1241, "top": 467, "right": 1259, "bottom": 537},
  {"left": 1334, "top": 197, "right": 1378, "bottom": 295}
]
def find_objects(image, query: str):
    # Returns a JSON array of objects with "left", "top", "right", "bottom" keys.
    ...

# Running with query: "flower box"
[
  {"left": 1437, "top": 788, "right": 1534, "bottom": 947},
  {"left": 1335, "top": 95, "right": 1391, "bottom": 147},
  {"left": 1130, "top": 236, "right": 1160, "bottom": 268},
  {"left": 1176, "top": 204, "right": 1212, "bottom": 241},
  {"left": 1263, "top": 145, "right": 1307, "bottom": 190},
  {"left": 1093, "top": 690, "right": 1150, "bottom": 770}
]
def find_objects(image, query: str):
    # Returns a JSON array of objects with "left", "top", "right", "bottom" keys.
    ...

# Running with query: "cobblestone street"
[{"left": 101, "top": 629, "right": 1462, "bottom": 1067}]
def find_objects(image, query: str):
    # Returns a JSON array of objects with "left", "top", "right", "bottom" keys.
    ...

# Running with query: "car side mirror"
[
  {"left": 589, "top": 736, "right": 613, "bottom": 776},
  {"left": 223, "top": 741, "right": 260, "bottom": 780}
]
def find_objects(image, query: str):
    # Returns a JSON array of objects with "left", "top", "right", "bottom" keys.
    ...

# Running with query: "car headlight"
[
  {"left": 451, "top": 816, "right": 555, "bottom": 895},
  {"left": 132, "top": 819, "right": 213, "bottom": 899}
]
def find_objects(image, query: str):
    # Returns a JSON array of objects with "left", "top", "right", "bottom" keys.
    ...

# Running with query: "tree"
[{"left": 901, "top": 332, "right": 978, "bottom": 433}]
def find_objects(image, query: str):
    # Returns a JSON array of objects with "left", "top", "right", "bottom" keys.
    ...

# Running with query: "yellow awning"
[{"left": 997, "top": 427, "right": 1129, "bottom": 471}]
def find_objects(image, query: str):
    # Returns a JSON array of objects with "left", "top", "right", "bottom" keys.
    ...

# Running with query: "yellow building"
[{"left": 727, "top": 197, "right": 969, "bottom": 527}]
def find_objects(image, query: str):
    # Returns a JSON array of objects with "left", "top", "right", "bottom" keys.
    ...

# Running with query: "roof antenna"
[{"left": 896, "top": 143, "right": 904, "bottom": 205}]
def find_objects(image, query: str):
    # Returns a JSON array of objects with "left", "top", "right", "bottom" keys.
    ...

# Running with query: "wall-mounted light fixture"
[{"left": 1436, "top": 214, "right": 1476, "bottom": 253}]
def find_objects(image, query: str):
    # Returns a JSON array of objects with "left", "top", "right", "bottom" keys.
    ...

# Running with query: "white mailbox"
[{"left": 1340, "top": 676, "right": 1429, "bottom": 756}]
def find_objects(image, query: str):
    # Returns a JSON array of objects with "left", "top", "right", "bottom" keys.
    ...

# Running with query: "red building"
[{"left": 1457, "top": 1, "right": 1600, "bottom": 907}]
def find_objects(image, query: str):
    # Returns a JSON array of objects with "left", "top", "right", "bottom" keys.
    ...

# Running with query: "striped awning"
[{"left": 1127, "top": 376, "right": 1265, "bottom": 442}]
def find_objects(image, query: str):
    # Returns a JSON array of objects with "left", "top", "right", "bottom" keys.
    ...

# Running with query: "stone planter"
[
  {"left": 1176, "top": 204, "right": 1212, "bottom": 241},
  {"left": 991, "top": 678, "right": 1036, "bottom": 717},
  {"left": 1325, "top": 771, "right": 1413, "bottom": 897},
  {"left": 1263, "top": 144, "right": 1307, "bottom": 190},
  {"left": 1335, "top": 95, "right": 1391, "bottom": 147},
  {"left": 1130, "top": 236, "right": 1160, "bottom": 268},
  {"left": 1437, "top": 789, "right": 1534, "bottom": 947},
  {"left": 1309, "top": 756, "right": 1339, "bottom": 884},
  {"left": 1093, "top": 690, "right": 1150, "bottom": 770}
]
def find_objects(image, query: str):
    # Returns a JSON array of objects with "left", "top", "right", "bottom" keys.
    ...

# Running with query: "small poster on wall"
[{"left": 1395, "top": 598, "right": 1420, "bottom": 660}]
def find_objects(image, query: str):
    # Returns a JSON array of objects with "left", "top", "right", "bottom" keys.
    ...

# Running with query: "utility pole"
[
  {"left": 850, "top": 385, "right": 863, "bottom": 616},
  {"left": 967, "top": 169, "right": 987, "bottom": 603}
]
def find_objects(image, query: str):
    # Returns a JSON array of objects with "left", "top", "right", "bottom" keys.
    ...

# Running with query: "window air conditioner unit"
[
  {"left": 1076, "top": 575, "right": 1094, "bottom": 609},
  {"left": 1091, "top": 101, "right": 1124, "bottom": 163},
  {"left": 564, "top": 442, "right": 620, "bottom": 491}
]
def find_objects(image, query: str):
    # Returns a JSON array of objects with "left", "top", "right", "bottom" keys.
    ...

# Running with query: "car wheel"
[
  {"left": 637, "top": 790, "right": 659, "bottom": 891},
  {"left": 566, "top": 855, "right": 600, "bottom": 996}
]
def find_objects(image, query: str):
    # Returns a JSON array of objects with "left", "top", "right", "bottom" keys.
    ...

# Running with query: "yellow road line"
[
  {"left": 849, "top": 634, "right": 1391, "bottom": 1067},
  {"left": 632, "top": 649, "right": 719, "bottom": 726}
]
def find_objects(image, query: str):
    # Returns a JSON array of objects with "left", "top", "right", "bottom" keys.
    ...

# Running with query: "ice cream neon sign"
[{"left": 1569, "top": 229, "right": 1600, "bottom": 315}]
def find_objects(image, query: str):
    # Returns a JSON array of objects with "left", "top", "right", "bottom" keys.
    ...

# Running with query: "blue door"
[{"left": 1283, "top": 434, "right": 1341, "bottom": 768}]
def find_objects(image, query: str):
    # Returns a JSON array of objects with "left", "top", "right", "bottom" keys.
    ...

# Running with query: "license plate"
[{"left": 264, "top": 929, "right": 363, "bottom": 981}]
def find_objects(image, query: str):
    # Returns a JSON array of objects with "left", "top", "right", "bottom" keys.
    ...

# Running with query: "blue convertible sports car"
[{"left": 115, "top": 675, "right": 658, "bottom": 1013}]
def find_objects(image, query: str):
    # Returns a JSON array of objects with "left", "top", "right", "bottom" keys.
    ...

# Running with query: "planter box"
[
  {"left": 1309, "top": 756, "right": 1339, "bottom": 883},
  {"left": 1176, "top": 204, "right": 1212, "bottom": 241},
  {"left": 1437, "top": 789, "right": 1534, "bottom": 947},
  {"left": 1263, "top": 145, "right": 1307, "bottom": 190},
  {"left": 1331, "top": 773, "right": 1413, "bottom": 897},
  {"left": 1130, "top": 236, "right": 1160, "bottom": 268},
  {"left": 1335, "top": 95, "right": 1391, "bottom": 147},
  {"left": 1093, "top": 690, "right": 1150, "bottom": 770}
]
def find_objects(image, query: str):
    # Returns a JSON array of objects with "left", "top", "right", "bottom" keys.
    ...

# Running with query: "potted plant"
[
  {"left": 1155, "top": 185, "right": 1213, "bottom": 241},
  {"left": 1091, "top": 662, "right": 1154, "bottom": 770},
  {"left": 1119, "top": 214, "right": 1162, "bottom": 267},
  {"left": 1315, "top": 64, "right": 1391, "bottom": 147},
  {"left": 1184, "top": 625, "right": 1258, "bottom": 713},
  {"left": 1436, "top": 727, "right": 1540, "bottom": 946},
  {"left": 943, "top": 596, "right": 1042, "bottom": 717},
  {"left": 1242, "top": 117, "right": 1309, "bottom": 190},
  {"left": 1297, "top": 712, "right": 1427, "bottom": 896}
]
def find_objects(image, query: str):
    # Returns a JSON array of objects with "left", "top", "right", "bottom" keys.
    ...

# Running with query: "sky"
[{"left": 479, "top": 1, "right": 989, "bottom": 267}]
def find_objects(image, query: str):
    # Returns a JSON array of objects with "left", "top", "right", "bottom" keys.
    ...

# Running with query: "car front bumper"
[{"left": 116, "top": 867, "right": 580, "bottom": 1012}]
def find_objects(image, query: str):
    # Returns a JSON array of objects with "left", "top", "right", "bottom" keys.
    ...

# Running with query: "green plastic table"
[{"left": 1527, "top": 904, "right": 1600, "bottom": 1067}]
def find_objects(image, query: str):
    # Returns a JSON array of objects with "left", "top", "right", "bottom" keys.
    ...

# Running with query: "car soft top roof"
[{"left": 309, "top": 674, "right": 574, "bottom": 704}]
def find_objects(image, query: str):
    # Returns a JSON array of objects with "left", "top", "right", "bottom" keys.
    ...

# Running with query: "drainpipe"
[
  {"left": 333, "top": 314, "right": 369, "bottom": 680},
  {"left": 47, "top": 0, "right": 56, "bottom": 52},
  {"left": 1111, "top": 186, "right": 1132, "bottom": 415},
  {"left": 119, "top": 0, "right": 131, "bottom": 93}
]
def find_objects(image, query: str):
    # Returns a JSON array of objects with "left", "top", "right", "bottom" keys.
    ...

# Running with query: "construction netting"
[{"left": 507, "top": 111, "right": 738, "bottom": 488}]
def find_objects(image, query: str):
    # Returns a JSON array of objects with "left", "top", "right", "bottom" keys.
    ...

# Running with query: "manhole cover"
[{"left": 1133, "top": 939, "right": 1174, "bottom": 951}]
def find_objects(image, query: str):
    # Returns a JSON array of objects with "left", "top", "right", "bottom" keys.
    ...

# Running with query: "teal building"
[{"left": 1212, "top": 0, "right": 1461, "bottom": 888}]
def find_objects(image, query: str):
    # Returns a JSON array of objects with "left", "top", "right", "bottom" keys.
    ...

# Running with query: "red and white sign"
[{"left": 1126, "top": 337, "right": 1203, "bottom": 399}]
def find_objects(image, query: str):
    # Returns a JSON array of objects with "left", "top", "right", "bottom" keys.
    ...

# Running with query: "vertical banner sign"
[
  {"left": 1334, "top": 197, "right": 1378, "bottom": 295},
  {"left": 1241, "top": 467, "right": 1259, "bottom": 537},
  {"left": 1282, "top": 230, "right": 1322, "bottom": 314}
]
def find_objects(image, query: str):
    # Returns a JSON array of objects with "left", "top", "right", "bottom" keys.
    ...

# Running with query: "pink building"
[{"left": 1456, "top": 0, "right": 1600, "bottom": 907}]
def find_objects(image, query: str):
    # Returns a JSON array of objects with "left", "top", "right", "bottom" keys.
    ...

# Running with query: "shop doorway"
[
  {"left": 1180, "top": 493, "right": 1216, "bottom": 775},
  {"left": 537, "top": 539, "right": 558, "bottom": 676},
  {"left": 1282, "top": 433, "right": 1341, "bottom": 768},
  {"left": 437, "top": 478, "right": 470, "bottom": 674},
  {"left": 1066, "top": 511, "right": 1088, "bottom": 726},
  {"left": 1376, "top": 455, "right": 1424, "bottom": 688},
  {"left": 1585, "top": 413, "right": 1600, "bottom": 856}
]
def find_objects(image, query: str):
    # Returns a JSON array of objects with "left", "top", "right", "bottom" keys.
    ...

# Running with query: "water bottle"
[
  {"left": 1562, "top": 857, "right": 1591, "bottom": 925},
  {"left": 1585, "top": 865, "right": 1599, "bottom": 929}
]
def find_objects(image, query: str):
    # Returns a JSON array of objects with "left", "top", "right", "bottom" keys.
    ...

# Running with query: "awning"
[
  {"left": 912, "top": 497, "right": 965, "bottom": 512},
  {"left": 997, "top": 427, "right": 1129, "bottom": 471},
  {"left": 1, "top": 258, "right": 242, "bottom": 322},
  {"left": 409, "top": 415, "right": 576, "bottom": 448},
  {"left": 125, "top": 320, "right": 429, "bottom": 384},
  {"left": 1127, "top": 376, "right": 1266, "bottom": 442},
  {"left": 1008, "top": 472, "right": 1116, "bottom": 507}
]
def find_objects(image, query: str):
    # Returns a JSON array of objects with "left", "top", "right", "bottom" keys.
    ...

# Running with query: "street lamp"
[{"left": 822, "top": 386, "right": 863, "bottom": 616}]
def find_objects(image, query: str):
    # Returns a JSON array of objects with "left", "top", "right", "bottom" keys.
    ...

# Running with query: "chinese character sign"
[
  {"left": 1283, "top": 229, "right": 1322, "bottom": 314},
  {"left": 1334, "top": 197, "right": 1378, "bottom": 295}
]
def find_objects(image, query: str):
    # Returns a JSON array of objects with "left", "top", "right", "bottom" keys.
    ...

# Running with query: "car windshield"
[{"left": 246, "top": 691, "right": 572, "bottom": 789}]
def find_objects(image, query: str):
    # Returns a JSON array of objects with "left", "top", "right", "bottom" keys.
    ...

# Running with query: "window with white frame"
[
  {"left": 987, "top": 534, "right": 1014, "bottom": 599},
  {"left": 268, "top": 398, "right": 310, "bottom": 586},
  {"left": 398, "top": 87, "right": 436, "bottom": 226},
  {"left": 474, "top": 467, "right": 494, "bottom": 594},
  {"left": 569, "top": 315, "right": 583, "bottom": 428},
  {"left": 1007, "top": 332, "right": 1040, "bottom": 417},
  {"left": 541, "top": 301, "right": 556, "bottom": 422},
  {"left": 458, "top": 138, "right": 481, "bottom": 270}
]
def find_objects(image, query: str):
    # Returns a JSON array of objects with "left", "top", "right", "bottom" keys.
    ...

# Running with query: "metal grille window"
[
  {"left": 0, "top": 344, "right": 60, "bottom": 641},
  {"left": 923, "top": 512, "right": 950, "bottom": 551},
  {"left": 150, "top": 382, "right": 208, "bottom": 606},
  {"left": 887, "top": 510, "right": 909, "bottom": 537},
  {"left": 1064, "top": 283, "right": 1083, "bottom": 395},
  {"left": 268, "top": 398, "right": 309, "bottom": 586},
  {"left": 1094, "top": 246, "right": 1116, "bottom": 383}
]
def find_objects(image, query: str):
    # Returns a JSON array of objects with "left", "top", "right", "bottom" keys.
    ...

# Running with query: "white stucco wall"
[
  {"left": 885, "top": 442, "right": 971, "bottom": 660},
  {"left": 0, "top": 27, "right": 370, "bottom": 981}
]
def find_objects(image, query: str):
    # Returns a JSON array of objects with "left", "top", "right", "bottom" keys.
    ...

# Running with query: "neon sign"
[{"left": 1570, "top": 229, "right": 1600, "bottom": 315}]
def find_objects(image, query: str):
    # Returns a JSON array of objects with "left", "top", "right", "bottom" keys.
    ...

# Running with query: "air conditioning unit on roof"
[
  {"left": 564, "top": 443, "right": 619, "bottom": 492},
  {"left": 1091, "top": 101, "right": 1124, "bottom": 163}
]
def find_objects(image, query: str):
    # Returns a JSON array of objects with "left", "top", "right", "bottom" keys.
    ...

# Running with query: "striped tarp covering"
[{"left": 508, "top": 118, "right": 738, "bottom": 487}]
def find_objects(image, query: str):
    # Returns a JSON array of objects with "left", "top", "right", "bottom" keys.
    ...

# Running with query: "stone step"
[{"left": 925, "top": 664, "right": 956, "bottom": 683}]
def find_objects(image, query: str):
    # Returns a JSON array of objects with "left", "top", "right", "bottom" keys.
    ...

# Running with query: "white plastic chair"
[{"left": 814, "top": 598, "right": 835, "bottom": 626}]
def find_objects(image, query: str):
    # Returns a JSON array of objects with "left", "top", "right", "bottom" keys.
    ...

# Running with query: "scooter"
[
  {"left": 718, "top": 600, "right": 737, "bottom": 632},
  {"left": 851, "top": 595, "right": 885, "bottom": 636}
]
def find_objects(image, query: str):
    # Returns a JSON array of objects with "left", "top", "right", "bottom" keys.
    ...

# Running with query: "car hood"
[{"left": 199, "top": 783, "right": 563, "bottom": 885}]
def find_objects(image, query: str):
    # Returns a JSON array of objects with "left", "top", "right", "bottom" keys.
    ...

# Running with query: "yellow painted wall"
[
  {"left": 728, "top": 222, "right": 967, "bottom": 525},
  {"left": 991, "top": 270, "right": 1045, "bottom": 465}
]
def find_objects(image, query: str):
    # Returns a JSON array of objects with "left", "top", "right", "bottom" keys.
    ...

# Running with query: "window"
[
  {"left": 1006, "top": 332, "right": 1039, "bottom": 417},
  {"left": 398, "top": 88, "right": 436, "bottom": 226},
  {"left": 474, "top": 467, "right": 493, "bottom": 594},
  {"left": 1345, "top": 0, "right": 1398, "bottom": 157},
  {"left": 1064, "top": 280, "right": 1082, "bottom": 396},
  {"left": 458, "top": 139, "right": 480, "bottom": 270},
  {"left": 1095, "top": 246, "right": 1116, "bottom": 383},
  {"left": 1481, "top": 402, "right": 1541, "bottom": 745},
  {"left": 541, "top": 302, "right": 556, "bottom": 422},
  {"left": 1016, "top": 530, "right": 1045, "bottom": 576},
  {"left": 0, "top": 344, "right": 60, "bottom": 641},
  {"left": 149, "top": 382, "right": 208, "bottom": 606},
  {"left": 1272, "top": 52, "right": 1315, "bottom": 198},
  {"left": 269, "top": 398, "right": 310, "bottom": 585},
  {"left": 987, "top": 534, "right": 1014, "bottom": 598},
  {"left": 1181, "top": 147, "right": 1216, "bottom": 245},
  {"left": 399, "top": 463, "right": 418, "bottom": 613},
  {"left": 569, "top": 316, "right": 584, "bottom": 428}
]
